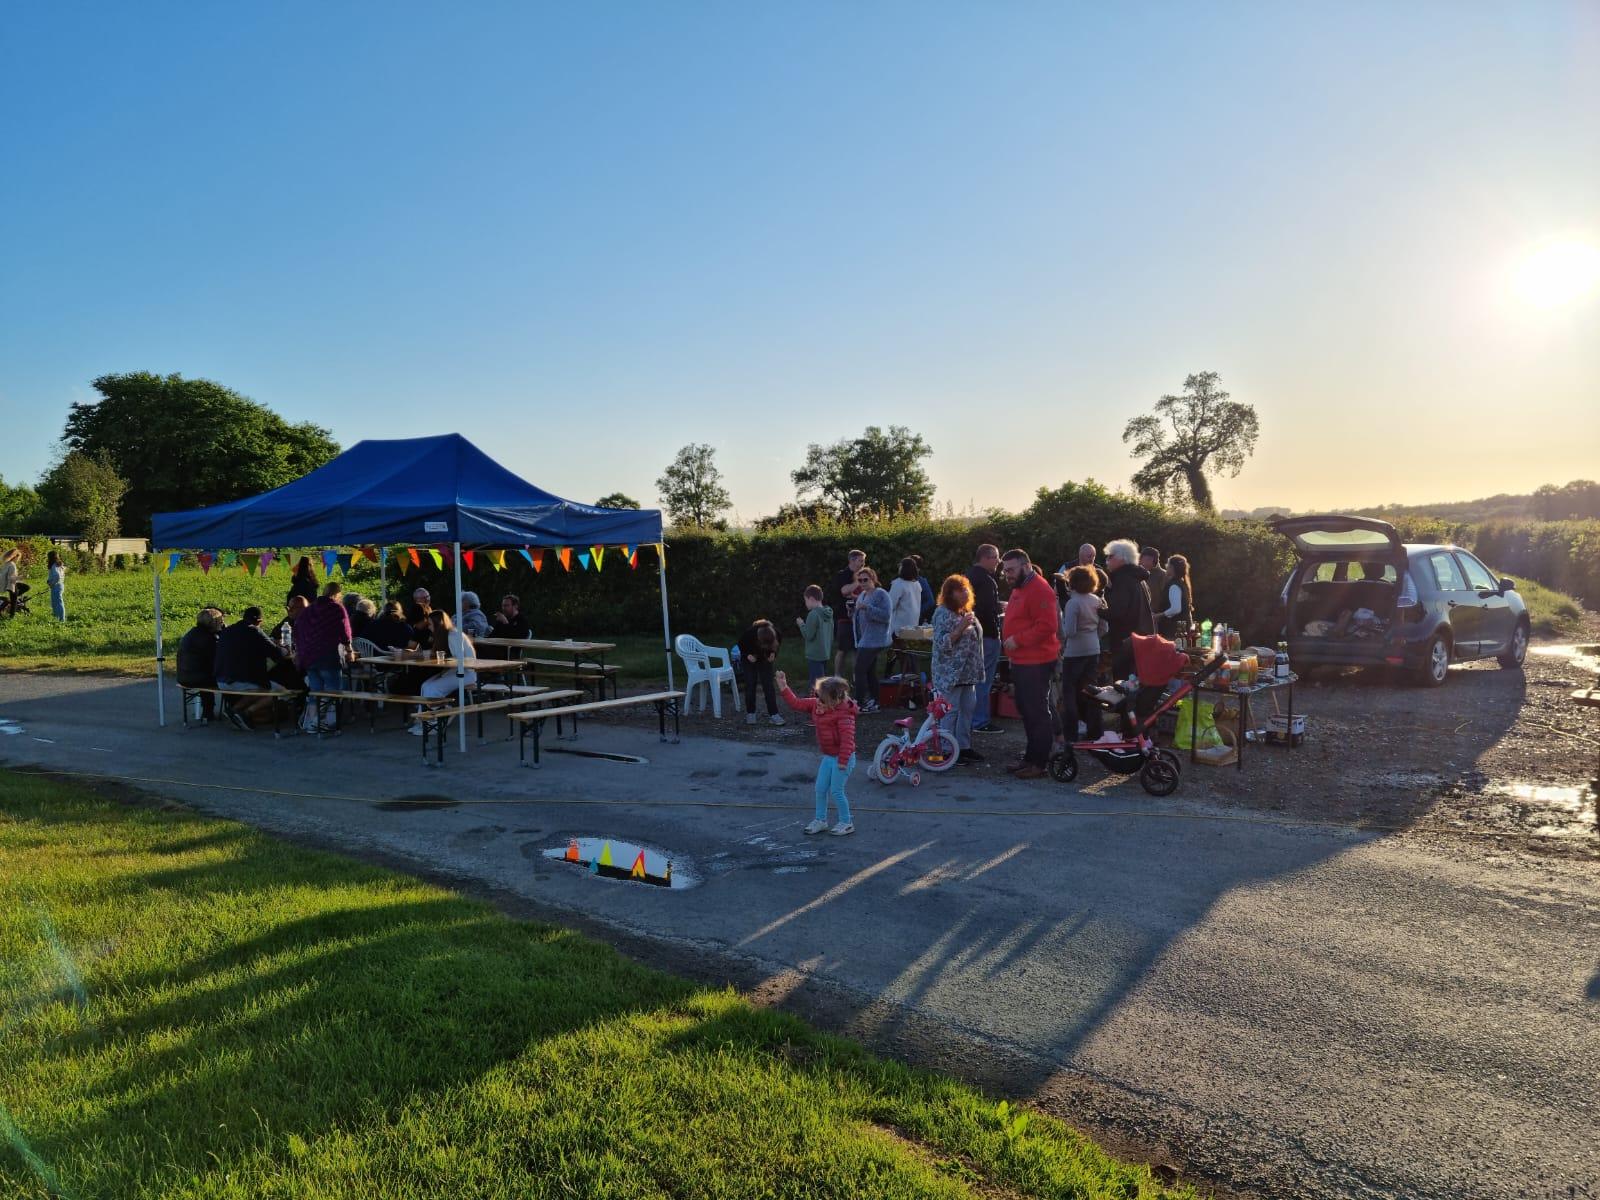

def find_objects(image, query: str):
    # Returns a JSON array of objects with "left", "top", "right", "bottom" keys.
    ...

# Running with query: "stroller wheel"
[
  {"left": 1139, "top": 754, "right": 1181, "bottom": 797},
  {"left": 909, "top": 771, "right": 922, "bottom": 788},
  {"left": 1048, "top": 750, "right": 1078, "bottom": 783}
]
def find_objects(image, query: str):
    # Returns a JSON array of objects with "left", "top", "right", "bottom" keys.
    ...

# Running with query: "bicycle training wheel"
[{"left": 872, "top": 739, "right": 901, "bottom": 785}]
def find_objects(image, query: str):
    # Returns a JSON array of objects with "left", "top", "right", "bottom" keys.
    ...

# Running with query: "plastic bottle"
[{"left": 1275, "top": 641, "right": 1290, "bottom": 681}]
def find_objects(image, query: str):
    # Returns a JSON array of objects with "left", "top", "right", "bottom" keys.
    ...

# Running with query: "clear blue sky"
[{"left": 3, "top": 2, "right": 1596, "bottom": 519}]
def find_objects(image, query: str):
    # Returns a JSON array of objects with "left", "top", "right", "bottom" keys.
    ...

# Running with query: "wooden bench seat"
[
  {"left": 180, "top": 685, "right": 302, "bottom": 736},
  {"left": 410, "top": 689, "right": 585, "bottom": 766},
  {"left": 503, "top": 658, "right": 620, "bottom": 699},
  {"left": 508, "top": 690, "right": 684, "bottom": 767}
]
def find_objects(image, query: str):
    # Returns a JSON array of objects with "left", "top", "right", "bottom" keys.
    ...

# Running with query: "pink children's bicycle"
[{"left": 871, "top": 693, "right": 960, "bottom": 786}]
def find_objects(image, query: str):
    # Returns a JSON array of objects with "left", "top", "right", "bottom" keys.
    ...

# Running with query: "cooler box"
[{"left": 992, "top": 689, "right": 1021, "bottom": 721}]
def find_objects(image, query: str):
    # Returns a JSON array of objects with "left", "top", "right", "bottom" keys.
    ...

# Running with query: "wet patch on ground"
[{"left": 540, "top": 836, "right": 699, "bottom": 889}]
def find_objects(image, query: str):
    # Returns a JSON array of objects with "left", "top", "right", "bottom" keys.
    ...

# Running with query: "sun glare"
[{"left": 1513, "top": 237, "right": 1600, "bottom": 309}]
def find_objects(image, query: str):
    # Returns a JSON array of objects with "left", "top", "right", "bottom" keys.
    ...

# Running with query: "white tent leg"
[
  {"left": 454, "top": 541, "right": 466, "bottom": 754},
  {"left": 657, "top": 542, "right": 674, "bottom": 690},
  {"left": 154, "top": 561, "right": 166, "bottom": 727},
  {"left": 380, "top": 547, "right": 387, "bottom": 603}
]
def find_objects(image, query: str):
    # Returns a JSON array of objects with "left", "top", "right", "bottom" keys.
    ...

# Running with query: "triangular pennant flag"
[
  {"left": 530, "top": 548, "right": 544, "bottom": 573},
  {"left": 409, "top": 547, "right": 421, "bottom": 568},
  {"left": 434, "top": 543, "right": 452, "bottom": 568},
  {"left": 239, "top": 553, "right": 260, "bottom": 576},
  {"left": 565, "top": 839, "right": 580, "bottom": 863},
  {"left": 218, "top": 551, "right": 236, "bottom": 569},
  {"left": 557, "top": 547, "right": 572, "bottom": 572},
  {"left": 259, "top": 551, "right": 275, "bottom": 575},
  {"left": 516, "top": 548, "right": 534, "bottom": 570},
  {"left": 164, "top": 552, "right": 182, "bottom": 574},
  {"left": 591, "top": 546, "right": 605, "bottom": 571},
  {"left": 621, "top": 545, "right": 633, "bottom": 561},
  {"left": 490, "top": 549, "right": 506, "bottom": 571},
  {"left": 197, "top": 552, "right": 214, "bottom": 574},
  {"left": 321, "top": 550, "right": 338, "bottom": 575},
  {"left": 462, "top": 550, "right": 475, "bottom": 571},
  {"left": 656, "top": 542, "right": 666, "bottom": 568},
  {"left": 337, "top": 552, "right": 354, "bottom": 576},
  {"left": 362, "top": 545, "right": 378, "bottom": 563},
  {"left": 427, "top": 549, "right": 443, "bottom": 569},
  {"left": 629, "top": 850, "right": 647, "bottom": 880},
  {"left": 598, "top": 841, "right": 613, "bottom": 867},
  {"left": 628, "top": 549, "right": 639, "bottom": 570},
  {"left": 577, "top": 552, "right": 591, "bottom": 570},
  {"left": 394, "top": 552, "right": 410, "bottom": 577},
  {"left": 348, "top": 548, "right": 363, "bottom": 567}
]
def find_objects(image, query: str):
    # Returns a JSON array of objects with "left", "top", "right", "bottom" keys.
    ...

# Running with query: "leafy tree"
[
  {"left": 791, "top": 425, "right": 934, "bottom": 520},
  {"left": 0, "top": 475, "right": 43, "bottom": 531},
  {"left": 37, "top": 451, "right": 127, "bottom": 559},
  {"left": 1122, "top": 371, "right": 1258, "bottom": 513},
  {"left": 753, "top": 501, "right": 834, "bottom": 531},
  {"left": 655, "top": 444, "right": 731, "bottom": 529},
  {"left": 596, "top": 492, "right": 642, "bottom": 509},
  {"left": 1532, "top": 480, "right": 1600, "bottom": 520},
  {"left": 62, "top": 372, "right": 339, "bottom": 534}
]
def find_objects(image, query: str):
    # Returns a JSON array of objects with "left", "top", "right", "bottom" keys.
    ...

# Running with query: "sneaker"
[
  {"left": 768, "top": 713, "right": 786, "bottom": 726},
  {"left": 745, "top": 712, "right": 759, "bottom": 725},
  {"left": 803, "top": 819, "right": 830, "bottom": 835},
  {"left": 408, "top": 724, "right": 425, "bottom": 736},
  {"left": 225, "top": 709, "right": 251, "bottom": 732},
  {"left": 960, "top": 749, "right": 985, "bottom": 763},
  {"left": 829, "top": 822, "right": 855, "bottom": 836},
  {"left": 972, "top": 722, "right": 1001, "bottom": 734},
  {"left": 860, "top": 700, "right": 880, "bottom": 714},
  {"left": 1096, "top": 731, "right": 1124, "bottom": 744}
]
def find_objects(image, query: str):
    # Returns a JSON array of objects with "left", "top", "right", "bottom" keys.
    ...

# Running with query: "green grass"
[
  {"left": 0, "top": 770, "right": 1193, "bottom": 1200},
  {"left": 1505, "top": 573, "right": 1589, "bottom": 640}
]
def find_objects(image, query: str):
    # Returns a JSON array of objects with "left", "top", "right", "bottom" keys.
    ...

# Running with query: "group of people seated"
[{"left": 175, "top": 569, "right": 536, "bottom": 733}]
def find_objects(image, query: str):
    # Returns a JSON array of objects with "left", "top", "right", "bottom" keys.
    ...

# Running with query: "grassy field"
[
  {"left": 0, "top": 769, "right": 1192, "bottom": 1200},
  {"left": 0, "top": 557, "right": 1589, "bottom": 679}
]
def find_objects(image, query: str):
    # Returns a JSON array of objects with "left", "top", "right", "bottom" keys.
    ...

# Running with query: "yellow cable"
[{"left": 11, "top": 766, "right": 1594, "bottom": 845}]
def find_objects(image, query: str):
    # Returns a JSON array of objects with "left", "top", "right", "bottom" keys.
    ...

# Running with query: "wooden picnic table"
[
  {"left": 473, "top": 637, "right": 620, "bottom": 699},
  {"left": 359, "top": 655, "right": 527, "bottom": 672}
]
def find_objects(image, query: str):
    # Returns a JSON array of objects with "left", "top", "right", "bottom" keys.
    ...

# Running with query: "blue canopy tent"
[{"left": 150, "top": 434, "right": 670, "bottom": 750}]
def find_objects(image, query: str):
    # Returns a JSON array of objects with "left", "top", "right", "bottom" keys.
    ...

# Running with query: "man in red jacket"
[{"left": 1000, "top": 549, "right": 1062, "bottom": 778}]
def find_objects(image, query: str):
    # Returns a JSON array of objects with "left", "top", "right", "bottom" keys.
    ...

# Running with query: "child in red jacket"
[{"left": 777, "top": 671, "right": 858, "bottom": 836}]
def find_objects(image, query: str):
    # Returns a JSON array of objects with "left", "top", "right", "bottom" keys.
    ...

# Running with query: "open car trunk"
[{"left": 1270, "top": 515, "right": 1409, "bottom": 655}]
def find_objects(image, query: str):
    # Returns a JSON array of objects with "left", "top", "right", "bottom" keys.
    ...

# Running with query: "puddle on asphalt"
[
  {"left": 0, "top": 720, "right": 23, "bottom": 736},
  {"left": 375, "top": 794, "right": 461, "bottom": 811},
  {"left": 542, "top": 837, "right": 699, "bottom": 889}
]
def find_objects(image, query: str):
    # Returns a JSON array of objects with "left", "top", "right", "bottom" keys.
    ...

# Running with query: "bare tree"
[{"left": 1122, "top": 371, "right": 1258, "bottom": 512}]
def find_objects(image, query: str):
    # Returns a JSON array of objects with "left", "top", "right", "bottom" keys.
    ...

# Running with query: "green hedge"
[
  {"left": 398, "top": 483, "right": 1298, "bottom": 643},
  {"left": 1385, "top": 516, "right": 1600, "bottom": 608}
]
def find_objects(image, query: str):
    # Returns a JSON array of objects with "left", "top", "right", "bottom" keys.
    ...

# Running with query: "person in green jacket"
[{"left": 795, "top": 584, "right": 835, "bottom": 688}]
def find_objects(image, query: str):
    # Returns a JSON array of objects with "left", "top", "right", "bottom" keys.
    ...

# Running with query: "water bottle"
[
  {"left": 1200, "top": 618, "right": 1213, "bottom": 651},
  {"left": 730, "top": 644, "right": 741, "bottom": 668},
  {"left": 1275, "top": 641, "right": 1290, "bottom": 681}
]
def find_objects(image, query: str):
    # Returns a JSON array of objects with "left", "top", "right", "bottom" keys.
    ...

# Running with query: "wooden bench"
[
  {"left": 410, "top": 688, "right": 584, "bottom": 764},
  {"left": 508, "top": 658, "right": 620, "bottom": 700},
  {"left": 180, "top": 686, "right": 303, "bottom": 737},
  {"left": 509, "top": 690, "right": 684, "bottom": 767},
  {"left": 306, "top": 690, "right": 449, "bottom": 734}
]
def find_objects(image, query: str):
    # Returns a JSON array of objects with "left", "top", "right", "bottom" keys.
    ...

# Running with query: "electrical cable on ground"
[{"left": 12, "top": 766, "right": 1594, "bottom": 847}]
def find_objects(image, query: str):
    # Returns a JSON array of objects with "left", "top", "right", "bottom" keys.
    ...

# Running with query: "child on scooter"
[{"left": 777, "top": 670, "right": 858, "bottom": 836}]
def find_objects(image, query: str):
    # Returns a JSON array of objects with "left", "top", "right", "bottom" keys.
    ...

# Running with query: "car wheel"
[
  {"left": 1414, "top": 634, "right": 1450, "bottom": 687},
  {"left": 1497, "top": 620, "right": 1529, "bottom": 669}
]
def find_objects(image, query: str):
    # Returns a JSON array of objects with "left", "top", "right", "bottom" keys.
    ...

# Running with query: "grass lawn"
[{"left": 0, "top": 770, "right": 1193, "bottom": 1200}]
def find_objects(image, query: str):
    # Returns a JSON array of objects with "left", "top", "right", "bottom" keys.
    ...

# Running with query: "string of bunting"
[{"left": 152, "top": 543, "right": 659, "bottom": 578}]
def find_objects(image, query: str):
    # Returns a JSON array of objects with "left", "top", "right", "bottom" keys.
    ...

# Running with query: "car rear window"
[
  {"left": 1426, "top": 552, "right": 1465, "bottom": 592},
  {"left": 1306, "top": 561, "right": 1398, "bottom": 583}
]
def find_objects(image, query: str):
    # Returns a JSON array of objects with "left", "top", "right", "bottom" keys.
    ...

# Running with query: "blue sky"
[{"left": 3, "top": 2, "right": 1596, "bottom": 519}]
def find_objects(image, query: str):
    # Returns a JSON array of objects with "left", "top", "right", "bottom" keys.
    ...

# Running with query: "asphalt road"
[{"left": 2, "top": 673, "right": 1596, "bottom": 1200}]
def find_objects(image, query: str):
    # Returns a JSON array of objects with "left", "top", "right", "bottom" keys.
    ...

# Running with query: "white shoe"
[
  {"left": 829, "top": 822, "right": 855, "bottom": 836},
  {"left": 408, "top": 724, "right": 424, "bottom": 736},
  {"left": 803, "top": 819, "right": 830, "bottom": 835},
  {"left": 1096, "top": 731, "right": 1123, "bottom": 744},
  {"left": 745, "top": 712, "right": 759, "bottom": 725},
  {"left": 768, "top": 713, "right": 786, "bottom": 726}
]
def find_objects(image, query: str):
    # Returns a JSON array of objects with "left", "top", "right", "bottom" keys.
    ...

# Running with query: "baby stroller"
[{"left": 1048, "top": 634, "right": 1223, "bottom": 796}]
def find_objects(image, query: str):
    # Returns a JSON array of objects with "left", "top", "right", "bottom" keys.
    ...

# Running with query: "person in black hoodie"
[
  {"left": 737, "top": 619, "right": 785, "bottom": 726},
  {"left": 175, "top": 608, "right": 225, "bottom": 721},
  {"left": 964, "top": 544, "right": 1003, "bottom": 733},
  {"left": 1102, "top": 538, "right": 1154, "bottom": 676}
]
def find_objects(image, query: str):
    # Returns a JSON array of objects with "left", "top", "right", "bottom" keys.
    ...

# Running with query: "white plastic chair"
[{"left": 675, "top": 634, "right": 742, "bottom": 716}]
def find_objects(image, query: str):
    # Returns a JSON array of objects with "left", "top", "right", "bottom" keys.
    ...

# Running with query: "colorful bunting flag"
[
  {"left": 198, "top": 552, "right": 214, "bottom": 574},
  {"left": 395, "top": 552, "right": 410, "bottom": 577},
  {"left": 163, "top": 553, "right": 181, "bottom": 574},
  {"left": 530, "top": 548, "right": 544, "bottom": 572},
  {"left": 239, "top": 553, "right": 260, "bottom": 576},
  {"left": 409, "top": 547, "right": 421, "bottom": 568},
  {"left": 462, "top": 550, "right": 475, "bottom": 571},
  {"left": 321, "top": 550, "right": 338, "bottom": 575},
  {"left": 362, "top": 545, "right": 378, "bottom": 563},
  {"left": 349, "top": 548, "right": 365, "bottom": 567},
  {"left": 336, "top": 553, "right": 353, "bottom": 576},
  {"left": 434, "top": 543, "right": 452, "bottom": 568},
  {"left": 259, "top": 551, "right": 275, "bottom": 575},
  {"left": 557, "top": 547, "right": 572, "bottom": 572},
  {"left": 591, "top": 546, "right": 605, "bottom": 571},
  {"left": 427, "top": 548, "right": 443, "bottom": 569},
  {"left": 621, "top": 545, "right": 633, "bottom": 560},
  {"left": 490, "top": 549, "right": 506, "bottom": 571},
  {"left": 628, "top": 549, "right": 639, "bottom": 570},
  {"left": 577, "top": 552, "right": 591, "bottom": 570}
]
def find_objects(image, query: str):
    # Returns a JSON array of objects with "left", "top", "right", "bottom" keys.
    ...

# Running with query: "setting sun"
[{"left": 1513, "top": 237, "right": 1600, "bottom": 309}]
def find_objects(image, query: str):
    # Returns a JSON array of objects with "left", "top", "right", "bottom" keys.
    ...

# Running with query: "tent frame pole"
[
  {"left": 657, "top": 542, "right": 674, "bottom": 690},
  {"left": 154, "top": 558, "right": 166, "bottom": 726},
  {"left": 379, "top": 547, "right": 387, "bottom": 604},
  {"left": 454, "top": 541, "right": 467, "bottom": 754}
]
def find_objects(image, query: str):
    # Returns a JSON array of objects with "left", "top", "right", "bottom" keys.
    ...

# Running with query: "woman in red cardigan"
[{"left": 999, "top": 549, "right": 1061, "bottom": 778}]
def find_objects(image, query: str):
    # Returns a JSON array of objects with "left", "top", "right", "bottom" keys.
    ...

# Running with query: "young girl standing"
[
  {"left": 777, "top": 670, "right": 858, "bottom": 836},
  {"left": 46, "top": 551, "right": 66, "bottom": 621}
]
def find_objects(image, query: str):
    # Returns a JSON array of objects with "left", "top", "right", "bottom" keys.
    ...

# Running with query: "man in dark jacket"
[
  {"left": 175, "top": 608, "right": 224, "bottom": 721},
  {"left": 965, "top": 544, "right": 1003, "bottom": 733},
  {"left": 1103, "top": 538, "right": 1155, "bottom": 676},
  {"left": 214, "top": 607, "right": 293, "bottom": 728}
]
